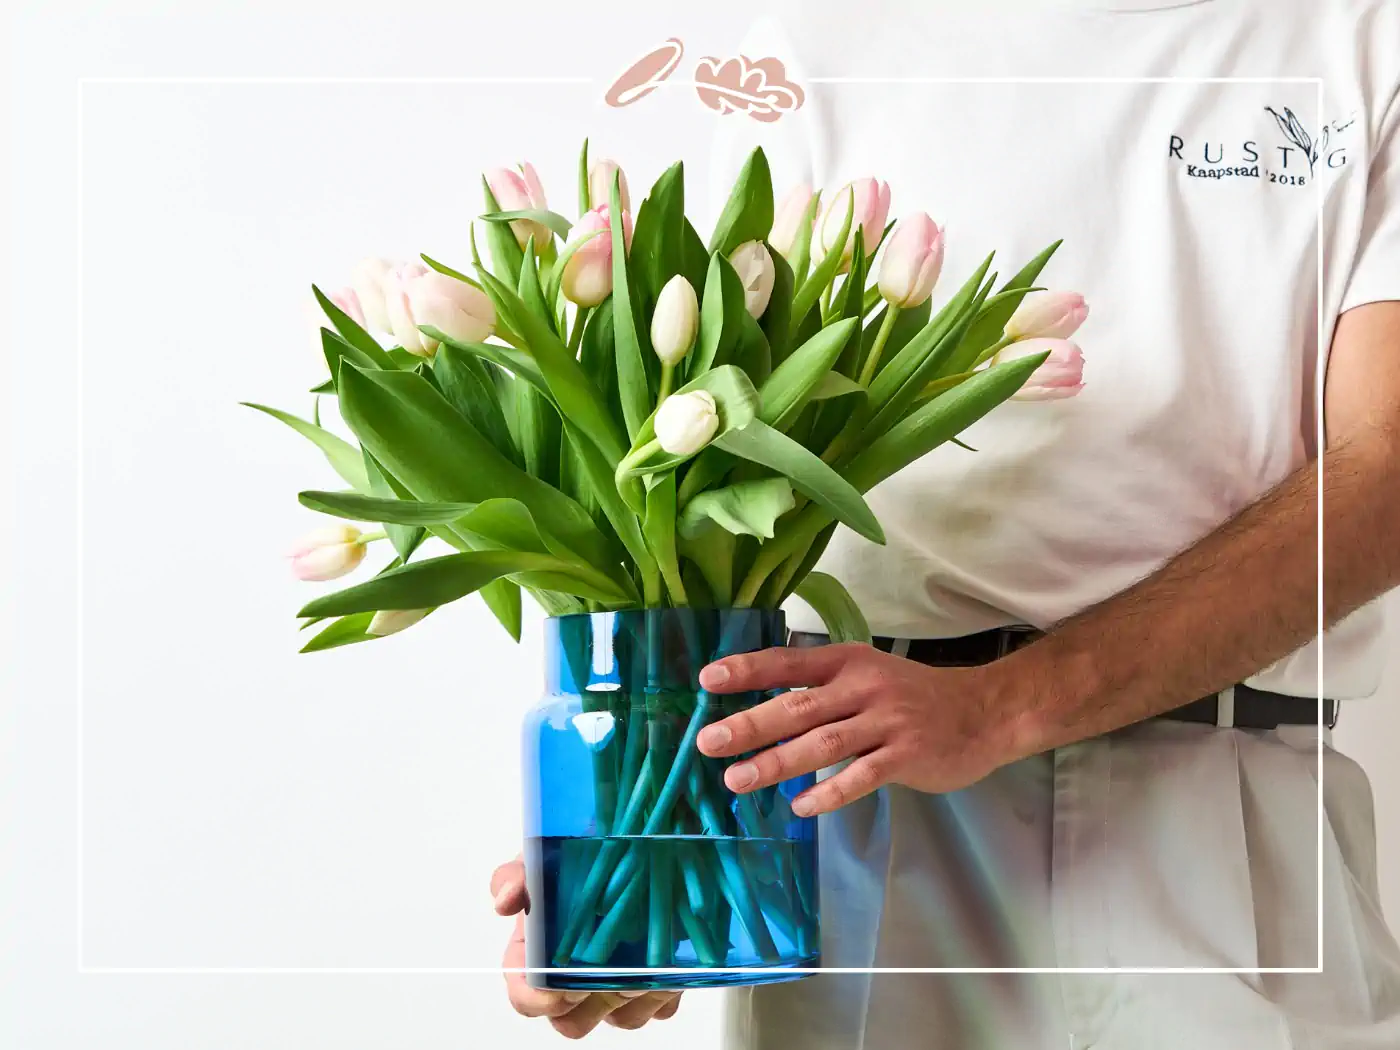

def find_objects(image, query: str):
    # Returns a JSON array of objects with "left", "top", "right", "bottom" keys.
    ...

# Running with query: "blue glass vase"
[{"left": 522, "top": 608, "right": 819, "bottom": 990}]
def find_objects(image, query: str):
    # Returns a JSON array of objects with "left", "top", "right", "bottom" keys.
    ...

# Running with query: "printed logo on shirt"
[
  {"left": 605, "top": 38, "right": 805, "bottom": 123},
  {"left": 1168, "top": 107, "right": 1358, "bottom": 188}
]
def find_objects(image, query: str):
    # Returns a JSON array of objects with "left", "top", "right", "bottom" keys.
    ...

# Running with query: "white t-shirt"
[{"left": 716, "top": 0, "right": 1400, "bottom": 699}]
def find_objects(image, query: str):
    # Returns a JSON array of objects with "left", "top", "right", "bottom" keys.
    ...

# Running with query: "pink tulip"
[
  {"left": 819, "top": 177, "right": 891, "bottom": 270},
  {"left": 289, "top": 525, "right": 367, "bottom": 581},
  {"left": 877, "top": 213, "right": 945, "bottom": 309},
  {"left": 326, "top": 286, "right": 366, "bottom": 327},
  {"left": 996, "top": 338, "right": 1086, "bottom": 401},
  {"left": 561, "top": 205, "right": 633, "bottom": 307},
  {"left": 350, "top": 257, "right": 397, "bottom": 333},
  {"left": 382, "top": 262, "right": 437, "bottom": 356},
  {"left": 588, "top": 159, "right": 631, "bottom": 212},
  {"left": 406, "top": 271, "right": 495, "bottom": 351},
  {"left": 1004, "top": 291, "right": 1089, "bottom": 341},
  {"left": 485, "top": 162, "right": 550, "bottom": 250},
  {"left": 769, "top": 183, "right": 816, "bottom": 257}
]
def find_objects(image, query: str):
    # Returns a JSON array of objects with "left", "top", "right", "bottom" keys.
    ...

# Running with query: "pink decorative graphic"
[
  {"left": 605, "top": 40, "right": 805, "bottom": 123},
  {"left": 693, "top": 55, "right": 805, "bottom": 123}
]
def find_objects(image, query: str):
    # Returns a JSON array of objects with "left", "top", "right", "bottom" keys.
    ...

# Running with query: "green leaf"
[
  {"left": 845, "top": 350, "right": 1050, "bottom": 494},
  {"left": 733, "top": 312, "right": 772, "bottom": 386},
  {"left": 678, "top": 478, "right": 795, "bottom": 540},
  {"left": 632, "top": 161, "right": 686, "bottom": 303},
  {"left": 761, "top": 244, "right": 795, "bottom": 364},
  {"left": 956, "top": 240, "right": 1062, "bottom": 358},
  {"left": 300, "top": 612, "right": 379, "bottom": 653},
  {"left": 809, "top": 372, "right": 866, "bottom": 401},
  {"left": 562, "top": 420, "right": 658, "bottom": 591},
  {"left": 482, "top": 208, "right": 573, "bottom": 239},
  {"left": 679, "top": 219, "right": 710, "bottom": 298},
  {"left": 241, "top": 402, "right": 368, "bottom": 491},
  {"left": 715, "top": 420, "right": 884, "bottom": 544},
  {"left": 678, "top": 528, "right": 736, "bottom": 606},
  {"left": 689, "top": 253, "right": 747, "bottom": 378},
  {"left": 643, "top": 474, "right": 687, "bottom": 604},
  {"left": 362, "top": 453, "right": 425, "bottom": 562},
  {"left": 790, "top": 187, "right": 853, "bottom": 328},
  {"left": 299, "top": 490, "right": 479, "bottom": 526},
  {"left": 516, "top": 240, "right": 557, "bottom": 332},
  {"left": 786, "top": 191, "right": 822, "bottom": 290},
  {"left": 420, "top": 253, "right": 483, "bottom": 288},
  {"left": 432, "top": 343, "right": 522, "bottom": 467},
  {"left": 298, "top": 549, "right": 598, "bottom": 618},
  {"left": 758, "top": 318, "right": 859, "bottom": 430},
  {"left": 481, "top": 578, "right": 523, "bottom": 641},
  {"left": 793, "top": 572, "right": 871, "bottom": 645},
  {"left": 616, "top": 365, "right": 761, "bottom": 481},
  {"left": 576, "top": 137, "right": 591, "bottom": 215},
  {"left": 319, "top": 329, "right": 383, "bottom": 391},
  {"left": 334, "top": 364, "right": 616, "bottom": 573},
  {"left": 708, "top": 147, "right": 774, "bottom": 256},
  {"left": 480, "top": 178, "right": 525, "bottom": 284},
  {"left": 421, "top": 329, "right": 543, "bottom": 391},
  {"left": 313, "top": 285, "right": 395, "bottom": 369},
  {"left": 609, "top": 175, "right": 653, "bottom": 441}
]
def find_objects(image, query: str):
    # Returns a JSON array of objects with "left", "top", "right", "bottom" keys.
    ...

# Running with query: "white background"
[{"left": 3, "top": 2, "right": 1397, "bottom": 1048}]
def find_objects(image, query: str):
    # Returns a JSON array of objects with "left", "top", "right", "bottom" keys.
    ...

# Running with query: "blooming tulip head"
[
  {"left": 654, "top": 390, "right": 719, "bottom": 455},
  {"left": 289, "top": 525, "right": 367, "bottom": 581},
  {"left": 877, "top": 213, "right": 945, "bottom": 309},
  {"left": 819, "top": 177, "right": 892, "bottom": 271},
  {"left": 308, "top": 286, "right": 366, "bottom": 354},
  {"left": 367, "top": 608, "right": 430, "bottom": 637},
  {"left": 651, "top": 275, "right": 699, "bottom": 367},
  {"left": 729, "top": 241, "right": 776, "bottom": 319},
  {"left": 996, "top": 338, "right": 1086, "bottom": 401},
  {"left": 405, "top": 271, "right": 495, "bottom": 352},
  {"left": 350, "top": 257, "right": 396, "bottom": 333},
  {"left": 588, "top": 159, "right": 631, "bottom": 212},
  {"left": 1004, "top": 291, "right": 1090, "bottom": 341},
  {"left": 485, "top": 162, "right": 550, "bottom": 251},
  {"left": 382, "top": 262, "right": 437, "bottom": 356},
  {"left": 769, "top": 183, "right": 816, "bottom": 258},
  {"left": 561, "top": 205, "right": 632, "bottom": 308}
]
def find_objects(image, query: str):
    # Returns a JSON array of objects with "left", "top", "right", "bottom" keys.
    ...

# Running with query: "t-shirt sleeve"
[{"left": 1341, "top": 86, "right": 1400, "bottom": 312}]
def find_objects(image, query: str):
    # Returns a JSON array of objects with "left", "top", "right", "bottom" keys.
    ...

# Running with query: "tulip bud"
[
  {"left": 769, "top": 183, "right": 815, "bottom": 257},
  {"left": 406, "top": 271, "right": 495, "bottom": 350},
  {"left": 351, "top": 257, "right": 396, "bottom": 333},
  {"left": 307, "top": 287, "right": 366, "bottom": 355},
  {"left": 561, "top": 205, "right": 633, "bottom": 308},
  {"left": 650, "top": 275, "right": 699, "bottom": 367},
  {"left": 382, "top": 262, "right": 439, "bottom": 356},
  {"left": 654, "top": 390, "right": 719, "bottom": 455},
  {"left": 819, "top": 177, "right": 891, "bottom": 271},
  {"left": 485, "top": 162, "right": 550, "bottom": 250},
  {"left": 995, "top": 338, "right": 1086, "bottom": 401},
  {"left": 1004, "top": 291, "right": 1090, "bottom": 341},
  {"left": 729, "top": 241, "right": 776, "bottom": 319},
  {"left": 877, "top": 213, "right": 945, "bottom": 309},
  {"left": 367, "top": 607, "right": 431, "bottom": 637},
  {"left": 289, "top": 525, "right": 367, "bottom": 582},
  {"left": 588, "top": 158, "right": 631, "bottom": 212}
]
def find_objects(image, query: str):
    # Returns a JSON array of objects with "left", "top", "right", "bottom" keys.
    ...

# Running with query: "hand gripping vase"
[{"left": 523, "top": 608, "right": 819, "bottom": 989}]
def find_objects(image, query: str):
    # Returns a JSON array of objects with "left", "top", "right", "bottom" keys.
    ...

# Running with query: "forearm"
[{"left": 999, "top": 430, "right": 1400, "bottom": 755}]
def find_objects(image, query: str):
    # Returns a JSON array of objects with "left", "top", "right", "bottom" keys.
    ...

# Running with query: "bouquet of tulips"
[
  {"left": 250, "top": 142, "right": 1087, "bottom": 982},
  {"left": 255, "top": 143, "right": 1085, "bottom": 644}
]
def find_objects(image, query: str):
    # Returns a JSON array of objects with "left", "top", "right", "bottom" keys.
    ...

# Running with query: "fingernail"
[
  {"left": 698, "top": 724, "right": 732, "bottom": 752},
  {"left": 726, "top": 762, "right": 757, "bottom": 790},
  {"left": 563, "top": 991, "right": 590, "bottom": 1003},
  {"left": 700, "top": 664, "right": 731, "bottom": 689},
  {"left": 791, "top": 795, "right": 816, "bottom": 817},
  {"left": 618, "top": 990, "right": 650, "bottom": 999},
  {"left": 492, "top": 886, "right": 515, "bottom": 913}
]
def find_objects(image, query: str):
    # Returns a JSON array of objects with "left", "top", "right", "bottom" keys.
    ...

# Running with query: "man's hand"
[
  {"left": 491, "top": 857, "right": 682, "bottom": 1039},
  {"left": 696, "top": 643, "right": 1023, "bottom": 816}
]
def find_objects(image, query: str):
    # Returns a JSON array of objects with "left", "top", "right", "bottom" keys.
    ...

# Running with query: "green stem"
[
  {"left": 657, "top": 362, "right": 675, "bottom": 402},
  {"left": 647, "top": 844, "right": 674, "bottom": 966},
  {"left": 820, "top": 282, "right": 833, "bottom": 320},
  {"left": 357, "top": 530, "right": 388, "bottom": 544},
  {"left": 567, "top": 305, "right": 590, "bottom": 356},
  {"left": 615, "top": 438, "right": 663, "bottom": 488},
  {"left": 856, "top": 305, "right": 900, "bottom": 387},
  {"left": 971, "top": 333, "right": 1016, "bottom": 370},
  {"left": 733, "top": 508, "right": 826, "bottom": 607}
]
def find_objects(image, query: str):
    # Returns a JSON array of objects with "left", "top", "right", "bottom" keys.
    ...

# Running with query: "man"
[{"left": 492, "top": 1, "right": 1400, "bottom": 1045}]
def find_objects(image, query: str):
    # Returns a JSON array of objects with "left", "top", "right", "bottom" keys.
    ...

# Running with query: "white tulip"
[
  {"left": 367, "top": 608, "right": 431, "bottom": 637},
  {"left": 406, "top": 271, "right": 495, "bottom": 349},
  {"left": 650, "top": 275, "right": 700, "bottom": 367},
  {"left": 350, "top": 257, "right": 396, "bottom": 334},
  {"left": 654, "top": 390, "right": 719, "bottom": 456},
  {"left": 729, "top": 240, "right": 776, "bottom": 319},
  {"left": 289, "top": 525, "right": 367, "bottom": 582}
]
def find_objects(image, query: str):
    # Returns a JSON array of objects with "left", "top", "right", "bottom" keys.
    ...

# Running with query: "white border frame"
[{"left": 76, "top": 74, "right": 1328, "bottom": 976}]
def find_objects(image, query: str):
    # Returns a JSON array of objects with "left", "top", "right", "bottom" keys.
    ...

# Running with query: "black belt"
[{"left": 789, "top": 627, "right": 1338, "bottom": 730}]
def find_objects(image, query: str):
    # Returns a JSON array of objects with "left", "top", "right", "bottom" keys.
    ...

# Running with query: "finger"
[
  {"left": 699, "top": 643, "right": 858, "bottom": 695},
  {"left": 722, "top": 716, "right": 878, "bottom": 793},
  {"left": 550, "top": 994, "right": 621, "bottom": 1039},
  {"left": 490, "top": 856, "right": 528, "bottom": 915},
  {"left": 789, "top": 749, "right": 895, "bottom": 817},
  {"left": 653, "top": 995, "right": 682, "bottom": 1021},
  {"left": 605, "top": 992, "right": 683, "bottom": 1030},
  {"left": 503, "top": 915, "right": 588, "bottom": 1018},
  {"left": 698, "top": 685, "right": 860, "bottom": 758}
]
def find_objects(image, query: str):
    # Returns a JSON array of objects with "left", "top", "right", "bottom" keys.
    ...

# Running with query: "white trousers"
[{"left": 723, "top": 720, "right": 1400, "bottom": 1049}]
